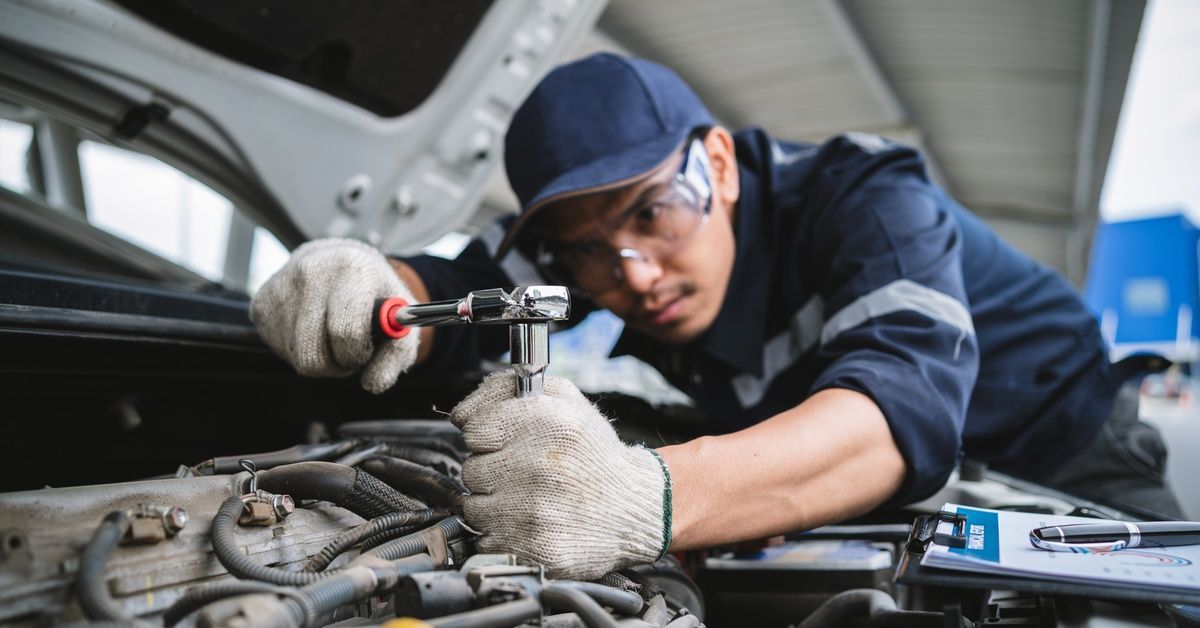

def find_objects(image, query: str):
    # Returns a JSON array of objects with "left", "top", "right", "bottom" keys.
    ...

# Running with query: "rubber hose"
[
  {"left": 343, "top": 467, "right": 426, "bottom": 516},
  {"left": 162, "top": 581, "right": 313, "bottom": 627},
  {"left": 305, "top": 509, "right": 448, "bottom": 572},
  {"left": 255, "top": 462, "right": 424, "bottom": 518},
  {"left": 77, "top": 511, "right": 134, "bottom": 622},
  {"left": 426, "top": 597, "right": 543, "bottom": 628},
  {"left": 210, "top": 496, "right": 328, "bottom": 586},
  {"left": 294, "top": 569, "right": 357, "bottom": 620},
  {"left": 360, "top": 456, "right": 468, "bottom": 507},
  {"left": 364, "top": 516, "right": 465, "bottom": 561},
  {"left": 209, "top": 441, "right": 357, "bottom": 475},
  {"left": 294, "top": 555, "right": 435, "bottom": 619},
  {"left": 797, "top": 589, "right": 899, "bottom": 628},
  {"left": 552, "top": 581, "right": 644, "bottom": 616},
  {"left": 541, "top": 584, "right": 621, "bottom": 628},
  {"left": 256, "top": 461, "right": 357, "bottom": 502}
]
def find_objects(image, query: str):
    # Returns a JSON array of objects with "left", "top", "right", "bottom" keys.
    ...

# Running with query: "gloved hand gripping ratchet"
[{"left": 374, "top": 286, "right": 570, "bottom": 397}]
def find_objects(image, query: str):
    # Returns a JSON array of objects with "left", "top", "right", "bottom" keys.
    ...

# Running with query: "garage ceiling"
[{"left": 479, "top": 0, "right": 1145, "bottom": 287}]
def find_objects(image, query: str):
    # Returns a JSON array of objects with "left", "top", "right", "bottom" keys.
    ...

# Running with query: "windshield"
[{"left": 0, "top": 102, "right": 287, "bottom": 294}]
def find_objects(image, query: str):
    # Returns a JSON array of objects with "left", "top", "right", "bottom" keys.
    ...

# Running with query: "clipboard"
[{"left": 895, "top": 510, "right": 1200, "bottom": 605}]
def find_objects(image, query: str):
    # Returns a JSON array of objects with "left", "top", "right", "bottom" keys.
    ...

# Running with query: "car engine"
[{"left": 0, "top": 419, "right": 706, "bottom": 627}]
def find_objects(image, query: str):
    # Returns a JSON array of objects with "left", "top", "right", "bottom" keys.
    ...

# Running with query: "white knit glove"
[
  {"left": 450, "top": 373, "right": 672, "bottom": 580},
  {"left": 250, "top": 238, "right": 419, "bottom": 394}
]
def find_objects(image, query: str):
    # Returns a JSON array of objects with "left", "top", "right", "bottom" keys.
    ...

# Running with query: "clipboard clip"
[{"left": 907, "top": 509, "right": 968, "bottom": 555}]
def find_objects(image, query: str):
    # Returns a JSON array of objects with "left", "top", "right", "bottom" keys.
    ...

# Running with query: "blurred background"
[{"left": 1, "top": 0, "right": 1196, "bottom": 514}]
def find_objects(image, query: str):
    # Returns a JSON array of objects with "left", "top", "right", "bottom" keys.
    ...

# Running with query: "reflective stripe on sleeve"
[
  {"left": 819, "top": 279, "right": 974, "bottom": 346},
  {"left": 730, "top": 280, "right": 972, "bottom": 410},
  {"left": 731, "top": 295, "right": 824, "bottom": 408}
]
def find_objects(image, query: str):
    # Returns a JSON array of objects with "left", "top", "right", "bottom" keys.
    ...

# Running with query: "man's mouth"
[
  {"left": 645, "top": 295, "right": 689, "bottom": 326},
  {"left": 639, "top": 287, "right": 695, "bottom": 327}
]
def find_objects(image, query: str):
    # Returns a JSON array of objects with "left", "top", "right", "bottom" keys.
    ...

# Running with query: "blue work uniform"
[{"left": 404, "top": 128, "right": 1121, "bottom": 507}]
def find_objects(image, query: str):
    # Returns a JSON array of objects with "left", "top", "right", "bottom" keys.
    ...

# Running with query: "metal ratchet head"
[
  {"left": 374, "top": 286, "right": 570, "bottom": 398},
  {"left": 459, "top": 286, "right": 571, "bottom": 325}
]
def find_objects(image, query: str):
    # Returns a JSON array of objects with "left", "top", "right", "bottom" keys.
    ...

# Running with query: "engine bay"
[{"left": 0, "top": 419, "right": 707, "bottom": 627}]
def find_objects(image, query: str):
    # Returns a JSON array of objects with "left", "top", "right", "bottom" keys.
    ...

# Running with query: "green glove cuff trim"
[{"left": 644, "top": 447, "right": 673, "bottom": 560}]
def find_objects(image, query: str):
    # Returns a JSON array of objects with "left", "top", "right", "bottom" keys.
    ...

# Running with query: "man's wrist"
[{"left": 641, "top": 447, "right": 673, "bottom": 560}]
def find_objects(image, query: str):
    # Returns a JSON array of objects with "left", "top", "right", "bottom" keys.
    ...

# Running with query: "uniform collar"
[{"left": 610, "top": 158, "right": 771, "bottom": 377}]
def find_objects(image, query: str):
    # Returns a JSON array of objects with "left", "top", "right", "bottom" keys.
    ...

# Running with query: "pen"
[{"left": 1029, "top": 521, "right": 1200, "bottom": 552}]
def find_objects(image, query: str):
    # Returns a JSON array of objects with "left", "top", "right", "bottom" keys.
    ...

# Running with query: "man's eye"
[
  {"left": 634, "top": 204, "right": 666, "bottom": 225},
  {"left": 564, "top": 240, "right": 607, "bottom": 261}
]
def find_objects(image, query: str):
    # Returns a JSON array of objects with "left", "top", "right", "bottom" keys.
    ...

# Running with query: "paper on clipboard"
[{"left": 921, "top": 503, "right": 1200, "bottom": 593}]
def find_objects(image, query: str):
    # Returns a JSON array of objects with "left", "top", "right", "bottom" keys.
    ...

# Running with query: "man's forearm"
[{"left": 658, "top": 388, "right": 906, "bottom": 550}]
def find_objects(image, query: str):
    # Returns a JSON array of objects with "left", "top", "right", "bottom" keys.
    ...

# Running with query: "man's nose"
[{"left": 616, "top": 249, "right": 664, "bottom": 293}]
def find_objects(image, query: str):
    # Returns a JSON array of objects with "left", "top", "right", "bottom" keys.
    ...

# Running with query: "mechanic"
[{"left": 251, "top": 53, "right": 1184, "bottom": 579}]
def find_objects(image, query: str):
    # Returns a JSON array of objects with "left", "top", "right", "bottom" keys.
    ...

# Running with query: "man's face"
[{"left": 534, "top": 128, "right": 740, "bottom": 345}]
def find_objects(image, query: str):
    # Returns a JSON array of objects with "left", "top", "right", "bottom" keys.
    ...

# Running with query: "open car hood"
[{"left": 0, "top": 0, "right": 604, "bottom": 252}]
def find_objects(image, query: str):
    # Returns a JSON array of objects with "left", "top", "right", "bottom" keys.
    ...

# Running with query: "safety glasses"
[{"left": 535, "top": 134, "right": 713, "bottom": 294}]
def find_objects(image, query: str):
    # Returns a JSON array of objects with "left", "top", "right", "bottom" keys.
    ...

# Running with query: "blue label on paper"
[{"left": 949, "top": 507, "right": 1000, "bottom": 563}]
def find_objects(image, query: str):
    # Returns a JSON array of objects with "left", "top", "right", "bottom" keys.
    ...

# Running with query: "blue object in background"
[{"left": 1084, "top": 212, "right": 1200, "bottom": 362}]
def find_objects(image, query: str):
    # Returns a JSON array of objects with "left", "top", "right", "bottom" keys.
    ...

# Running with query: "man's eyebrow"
[
  {"left": 542, "top": 174, "right": 671, "bottom": 245},
  {"left": 611, "top": 179, "right": 669, "bottom": 221}
]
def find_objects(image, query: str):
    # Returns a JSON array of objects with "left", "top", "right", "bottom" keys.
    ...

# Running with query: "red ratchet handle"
[{"left": 374, "top": 297, "right": 411, "bottom": 339}]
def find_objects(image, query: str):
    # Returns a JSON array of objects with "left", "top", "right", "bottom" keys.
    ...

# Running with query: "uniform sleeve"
[{"left": 806, "top": 136, "right": 980, "bottom": 506}]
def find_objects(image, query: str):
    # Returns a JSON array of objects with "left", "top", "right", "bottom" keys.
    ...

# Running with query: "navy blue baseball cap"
[{"left": 494, "top": 53, "right": 714, "bottom": 259}]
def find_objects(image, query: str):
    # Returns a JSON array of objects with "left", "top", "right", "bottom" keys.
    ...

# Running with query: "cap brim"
[{"left": 494, "top": 128, "right": 690, "bottom": 260}]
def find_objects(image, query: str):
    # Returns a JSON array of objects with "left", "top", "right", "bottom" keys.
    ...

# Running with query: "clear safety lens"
[{"left": 537, "top": 137, "right": 712, "bottom": 292}]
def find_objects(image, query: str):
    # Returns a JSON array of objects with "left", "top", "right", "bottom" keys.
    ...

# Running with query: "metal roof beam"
[
  {"left": 820, "top": 0, "right": 948, "bottom": 187},
  {"left": 816, "top": 0, "right": 905, "bottom": 125},
  {"left": 967, "top": 203, "right": 1078, "bottom": 228},
  {"left": 1067, "top": 0, "right": 1112, "bottom": 286}
]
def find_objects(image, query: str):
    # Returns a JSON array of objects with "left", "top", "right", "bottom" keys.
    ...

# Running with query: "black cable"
[
  {"left": 364, "top": 516, "right": 465, "bottom": 561},
  {"left": 212, "top": 498, "right": 460, "bottom": 586},
  {"left": 210, "top": 496, "right": 328, "bottom": 586},
  {"left": 304, "top": 508, "right": 449, "bottom": 572},
  {"left": 176, "top": 556, "right": 437, "bottom": 626},
  {"left": 360, "top": 456, "right": 468, "bottom": 508},
  {"left": 426, "top": 597, "right": 542, "bottom": 628},
  {"left": 359, "top": 524, "right": 420, "bottom": 552},
  {"left": 334, "top": 442, "right": 389, "bottom": 467},
  {"left": 76, "top": 511, "right": 133, "bottom": 622},
  {"left": 385, "top": 444, "right": 464, "bottom": 478}
]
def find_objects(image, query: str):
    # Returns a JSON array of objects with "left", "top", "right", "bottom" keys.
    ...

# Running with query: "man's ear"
[{"left": 704, "top": 127, "right": 739, "bottom": 220}]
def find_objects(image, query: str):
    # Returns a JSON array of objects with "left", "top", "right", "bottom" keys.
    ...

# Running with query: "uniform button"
[{"left": 691, "top": 373, "right": 703, "bottom": 385}]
